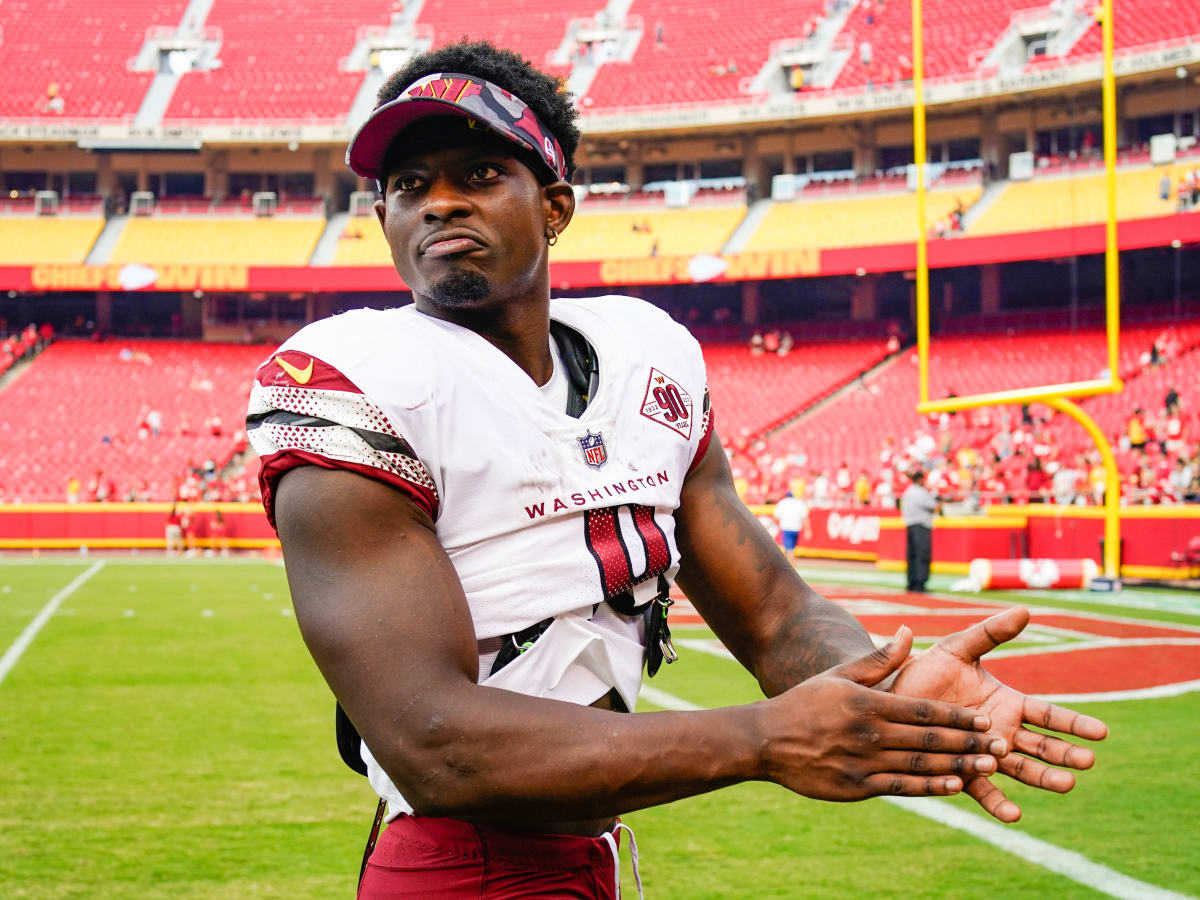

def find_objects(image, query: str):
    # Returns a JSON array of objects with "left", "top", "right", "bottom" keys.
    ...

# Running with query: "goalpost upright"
[{"left": 909, "top": 0, "right": 1125, "bottom": 577}]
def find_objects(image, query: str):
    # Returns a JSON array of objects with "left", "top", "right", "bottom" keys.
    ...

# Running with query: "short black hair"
[{"left": 377, "top": 40, "right": 580, "bottom": 181}]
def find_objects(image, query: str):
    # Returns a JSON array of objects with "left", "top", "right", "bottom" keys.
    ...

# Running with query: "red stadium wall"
[
  {"left": 778, "top": 507, "right": 1027, "bottom": 568},
  {"left": 2, "top": 211, "right": 1198, "bottom": 293},
  {"left": 1, "top": 503, "right": 1196, "bottom": 580},
  {"left": 0, "top": 503, "right": 277, "bottom": 549},
  {"left": 754, "top": 505, "right": 1200, "bottom": 579},
  {"left": 985, "top": 505, "right": 1200, "bottom": 580}
]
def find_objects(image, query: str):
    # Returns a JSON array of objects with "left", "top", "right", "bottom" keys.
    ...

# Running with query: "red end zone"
[{"left": 668, "top": 587, "right": 1200, "bottom": 698}]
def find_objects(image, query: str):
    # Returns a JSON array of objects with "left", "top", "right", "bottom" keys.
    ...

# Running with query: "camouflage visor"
[{"left": 346, "top": 72, "right": 568, "bottom": 184}]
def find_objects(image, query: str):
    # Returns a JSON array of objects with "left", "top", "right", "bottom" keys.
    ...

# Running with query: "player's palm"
[{"left": 890, "top": 606, "right": 1107, "bottom": 822}]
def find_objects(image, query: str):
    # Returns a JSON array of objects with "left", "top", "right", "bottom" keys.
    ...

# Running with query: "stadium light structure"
[{"left": 910, "top": 0, "right": 1124, "bottom": 579}]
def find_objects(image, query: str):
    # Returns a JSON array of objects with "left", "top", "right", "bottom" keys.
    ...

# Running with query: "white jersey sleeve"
[{"left": 246, "top": 310, "right": 439, "bottom": 526}]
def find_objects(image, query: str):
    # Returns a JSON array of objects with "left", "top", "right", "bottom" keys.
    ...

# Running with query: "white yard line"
[
  {"left": 674, "top": 632, "right": 1200, "bottom": 702},
  {"left": 883, "top": 797, "right": 1195, "bottom": 900},
  {"left": 674, "top": 637, "right": 738, "bottom": 661},
  {"left": 0, "top": 561, "right": 104, "bottom": 685},
  {"left": 637, "top": 684, "right": 703, "bottom": 711},
  {"left": 1037, "top": 678, "right": 1200, "bottom": 703},
  {"left": 640, "top": 682, "right": 1192, "bottom": 900}
]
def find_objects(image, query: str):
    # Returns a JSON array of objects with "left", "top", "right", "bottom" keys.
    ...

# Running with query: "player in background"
[
  {"left": 773, "top": 490, "right": 811, "bottom": 556},
  {"left": 248, "top": 41, "right": 1107, "bottom": 898}
]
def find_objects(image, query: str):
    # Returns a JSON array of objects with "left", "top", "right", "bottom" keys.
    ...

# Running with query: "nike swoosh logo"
[{"left": 275, "top": 356, "right": 314, "bottom": 384}]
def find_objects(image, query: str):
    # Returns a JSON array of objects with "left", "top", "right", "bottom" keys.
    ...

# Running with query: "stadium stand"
[
  {"left": 704, "top": 337, "right": 893, "bottom": 437},
  {"left": 967, "top": 162, "right": 1199, "bottom": 235},
  {"left": 831, "top": 0, "right": 1039, "bottom": 89},
  {"left": 165, "top": 0, "right": 393, "bottom": 121},
  {"left": 0, "top": 340, "right": 267, "bottom": 501},
  {"left": 0, "top": 218, "right": 105, "bottom": 265},
  {"left": 755, "top": 318, "right": 1200, "bottom": 503},
  {"left": 0, "top": 0, "right": 185, "bottom": 119},
  {"left": 331, "top": 203, "right": 746, "bottom": 265},
  {"left": 109, "top": 219, "right": 325, "bottom": 265},
  {"left": 331, "top": 216, "right": 393, "bottom": 266},
  {"left": 583, "top": 0, "right": 824, "bottom": 109},
  {"left": 1067, "top": 0, "right": 1200, "bottom": 58},
  {"left": 743, "top": 187, "right": 981, "bottom": 252},
  {"left": 550, "top": 206, "right": 746, "bottom": 260},
  {"left": 416, "top": 0, "right": 587, "bottom": 79}
]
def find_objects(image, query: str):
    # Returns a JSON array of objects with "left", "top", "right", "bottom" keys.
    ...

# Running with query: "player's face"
[{"left": 375, "top": 129, "right": 573, "bottom": 312}]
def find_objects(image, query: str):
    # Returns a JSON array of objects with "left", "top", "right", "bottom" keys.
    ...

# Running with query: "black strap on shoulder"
[
  {"left": 335, "top": 702, "right": 368, "bottom": 776},
  {"left": 550, "top": 321, "right": 598, "bottom": 419}
]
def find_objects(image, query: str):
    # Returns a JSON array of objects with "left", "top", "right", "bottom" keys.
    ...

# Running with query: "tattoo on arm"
[
  {"left": 755, "top": 600, "right": 876, "bottom": 697},
  {"left": 705, "top": 480, "right": 876, "bottom": 697},
  {"left": 712, "top": 480, "right": 794, "bottom": 579}
]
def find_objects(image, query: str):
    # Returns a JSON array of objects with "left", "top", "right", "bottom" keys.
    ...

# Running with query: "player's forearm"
[
  {"left": 365, "top": 682, "right": 765, "bottom": 821},
  {"left": 750, "top": 584, "right": 878, "bottom": 696}
]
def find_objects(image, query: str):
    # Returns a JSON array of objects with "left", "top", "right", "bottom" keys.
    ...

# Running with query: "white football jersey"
[{"left": 247, "top": 295, "right": 713, "bottom": 815}]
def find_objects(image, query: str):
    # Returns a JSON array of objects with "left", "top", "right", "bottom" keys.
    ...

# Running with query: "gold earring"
[{"left": 546, "top": 227, "right": 558, "bottom": 246}]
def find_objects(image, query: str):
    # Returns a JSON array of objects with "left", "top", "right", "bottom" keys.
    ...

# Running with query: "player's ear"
[
  {"left": 373, "top": 196, "right": 386, "bottom": 230},
  {"left": 543, "top": 181, "right": 575, "bottom": 237}
]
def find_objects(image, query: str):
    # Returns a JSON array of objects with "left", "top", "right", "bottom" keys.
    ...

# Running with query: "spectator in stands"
[
  {"left": 1127, "top": 408, "right": 1149, "bottom": 450},
  {"left": 834, "top": 461, "right": 853, "bottom": 501},
  {"left": 853, "top": 470, "right": 872, "bottom": 506},
  {"left": 1177, "top": 174, "right": 1192, "bottom": 212},
  {"left": 773, "top": 491, "right": 811, "bottom": 557},
  {"left": 1165, "top": 385, "right": 1181, "bottom": 416},
  {"left": 763, "top": 330, "right": 781, "bottom": 353},
  {"left": 901, "top": 471, "right": 937, "bottom": 592},
  {"left": 1160, "top": 170, "right": 1172, "bottom": 202},
  {"left": 1026, "top": 458, "right": 1050, "bottom": 503},
  {"left": 777, "top": 331, "right": 794, "bottom": 356},
  {"left": 812, "top": 469, "right": 832, "bottom": 507},
  {"left": 1165, "top": 408, "right": 1186, "bottom": 456},
  {"left": 1081, "top": 130, "right": 1097, "bottom": 157},
  {"left": 859, "top": 40, "right": 873, "bottom": 68},
  {"left": 873, "top": 476, "right": 896, "bottom": 508},
  {"left": 66, "top": 476, "right": 80, "bottom": 504},
  {"left": 1168, "top": 458, "right": 1194, "bottom": 503},
  {"left": 749, "top": 331, "right": 765, "bottom": 355},
  {"left": 146, "top": 408, "right": 162, "bottom": 437},
  {"left": 43, "top": 82, "right": 64, "bottom": 114}
]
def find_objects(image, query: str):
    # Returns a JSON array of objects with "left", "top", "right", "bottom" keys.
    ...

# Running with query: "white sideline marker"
[
  {"left": 883, "top": 797, "right": 1194, "bottom": 900},
  {"left": 639, "top": 683, "right": 1192, "bottom": 900},
  {"left": 0, "top": 561, "right": 104, "bottom": 685}
]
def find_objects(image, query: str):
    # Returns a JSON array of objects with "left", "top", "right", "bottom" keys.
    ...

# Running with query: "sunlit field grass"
[{"left": 1, "top": 559, "right": 1196, "bottom": 898}]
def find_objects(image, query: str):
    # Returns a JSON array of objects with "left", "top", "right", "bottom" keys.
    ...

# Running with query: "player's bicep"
[{"left": 273, "top": 466, "right": 479, "bottom": 753}]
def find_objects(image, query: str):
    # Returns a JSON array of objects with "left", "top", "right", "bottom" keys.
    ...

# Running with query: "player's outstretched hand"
[
  {"left": 889, "top": 606, "right": 1108, "bottom": 823},
  {"left": 761, "top": 626, "right": 1006, "bottom": 802}
]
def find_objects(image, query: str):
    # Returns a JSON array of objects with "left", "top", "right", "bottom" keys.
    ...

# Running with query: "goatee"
[{"left": 426, "top": 270, "right": 491, "bottom": 308}]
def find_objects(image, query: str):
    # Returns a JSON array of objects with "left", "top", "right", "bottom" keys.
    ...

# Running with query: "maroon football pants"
[{"left": 358, "top": 815, "right": 629, "bottom": 898}]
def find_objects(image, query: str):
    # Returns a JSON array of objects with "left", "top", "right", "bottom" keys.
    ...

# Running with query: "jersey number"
[
  {"left": 584, "top": 504, "right": 672, "bottom": 613},
  {"left": 653, "top": 384, "right": 689, "bottom": 423}
]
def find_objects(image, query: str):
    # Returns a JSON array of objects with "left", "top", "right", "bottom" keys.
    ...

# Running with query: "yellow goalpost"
[{"left": 909, "top": 0, "right": 1125, "bottom": 577}]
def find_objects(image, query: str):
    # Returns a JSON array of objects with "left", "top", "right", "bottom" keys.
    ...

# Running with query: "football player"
[{"left": 247, "top": 41, "right": 1106, "bottom": 898}]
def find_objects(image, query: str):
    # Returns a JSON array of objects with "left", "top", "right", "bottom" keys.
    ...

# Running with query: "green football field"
[{"left": 1, "top": 557, "right": 1197, "bottom": 899}]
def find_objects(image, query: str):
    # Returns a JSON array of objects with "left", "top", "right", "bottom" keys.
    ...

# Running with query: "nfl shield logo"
[{"left": 578, "top": 430, "right": 608, "bottom": 469}]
